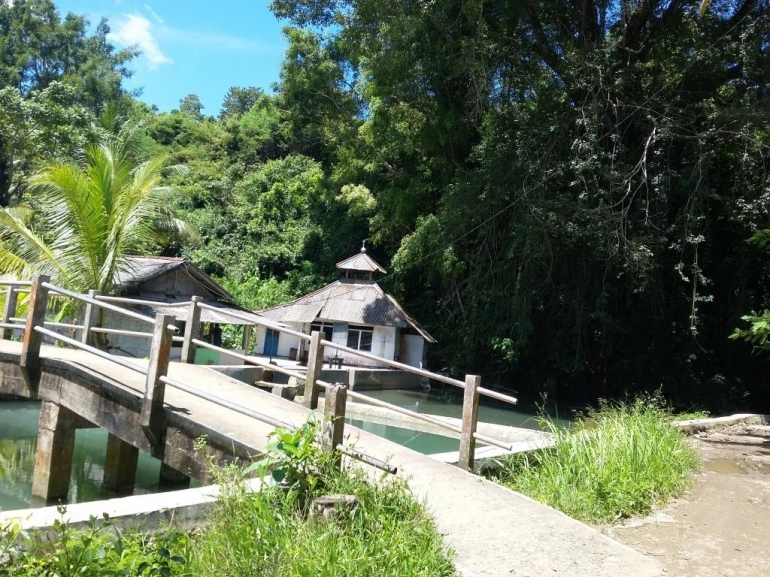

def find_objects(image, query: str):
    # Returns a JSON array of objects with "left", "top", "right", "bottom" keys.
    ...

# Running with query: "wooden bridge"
[{"left": 0, "top": 275, "right": 665, "bottom": 576}]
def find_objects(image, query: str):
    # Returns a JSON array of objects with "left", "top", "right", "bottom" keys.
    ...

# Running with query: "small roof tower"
[{"left": 335, "top": 241, "right": 386, "bottom": 280}]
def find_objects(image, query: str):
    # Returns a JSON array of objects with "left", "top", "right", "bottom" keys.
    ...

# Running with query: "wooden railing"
[
  {"left": 1, "top": 274, "right": 519, "bottom": 472},
  {"left": 184, "top": 300, "right": 519, "bottom": 471}
]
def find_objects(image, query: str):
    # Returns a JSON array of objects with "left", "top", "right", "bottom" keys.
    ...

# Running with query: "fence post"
[
  {"left": 1, "top": 285, "right": 19, "bottom": 340},
  {"left": 81, "top": 289, "right": 100, "bottom": 346},
  {"left": 322, "top": 384, "right": 347, "bottom": 469},
  {"left": 20, "top": 274, "right": 50, "bottom": 389},
  {"left": 181, "top": 296, "right": 202, "bottom": 364},
  {"left": 303, "top": 331, "right": 324, "bottom": 409},
  {"left": 141, "top": 314, "right": 174, "bottom": 448},
  {"left": 458, "top": 374, "right": 481, "bottom": 471}
]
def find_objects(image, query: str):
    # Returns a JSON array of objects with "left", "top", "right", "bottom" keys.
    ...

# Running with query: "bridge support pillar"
[
  {"left": 31, "top": 401, "right": 78, "bottom": 502},
  {"left": 159, "top": 463, "right": 191, "bottom": 489},
  {"left": 103, "top": 433, "right": 139, "bottom": 494}
]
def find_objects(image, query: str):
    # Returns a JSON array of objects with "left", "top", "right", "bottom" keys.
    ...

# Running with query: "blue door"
[{"left": 263, "top": 329, "right": 279, "bottom": 356}]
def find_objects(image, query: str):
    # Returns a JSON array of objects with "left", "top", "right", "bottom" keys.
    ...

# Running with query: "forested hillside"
[{"left": 1, "top": 0, "right": 769, "bottom": 409}]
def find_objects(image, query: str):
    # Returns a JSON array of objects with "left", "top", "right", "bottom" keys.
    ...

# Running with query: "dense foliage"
[{"left": 1, "top": 0, "right": 769, "bottom": 409}]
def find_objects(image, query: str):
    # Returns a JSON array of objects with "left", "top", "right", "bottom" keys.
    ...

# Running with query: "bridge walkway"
[{"left": 0, "top": 339, "right": 663, "bottom": 577}]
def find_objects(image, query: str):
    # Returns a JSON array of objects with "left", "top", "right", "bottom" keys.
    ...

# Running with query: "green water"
[
  {"left": 0, "top": 389, "right": 568, "bottom": 512},
  {"left": 346, "top": 389, "right": 570, "bottom": 455},
  {"left": 0, "top": 401, "right": 194, "bottom": 513}
]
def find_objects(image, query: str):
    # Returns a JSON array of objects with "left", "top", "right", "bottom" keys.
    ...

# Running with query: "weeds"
[
  {"left": 2, "top": 420, "right": 453, "bottom": 576},
  {"left": 185, "top": 420, "right": 454, "bottom": 576},
  {"left": 0, "top": 508, "right": 187, "bottom": 576},
  {"left": 490, "top": 396, "right": 700, "bottom": 524}
]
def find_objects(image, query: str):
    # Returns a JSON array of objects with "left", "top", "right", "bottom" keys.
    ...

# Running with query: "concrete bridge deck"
[{"left": 0, "top": 340, "right": 664, "bottom": 577}]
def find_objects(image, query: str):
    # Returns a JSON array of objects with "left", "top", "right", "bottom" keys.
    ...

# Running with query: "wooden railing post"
[
  {"left": 81, "top": 289, "right": 100, "bottom": 346},
  {"left": 181, "top": 296, "right": 202, "bottom": 364},
  {"left": 458, "top": 374, "right": 481, "bottom": 471},
  {"left": 141, "top": 314, "right": 174, "bottom": 448},
  {"left": 322, "top": 384, "right": 347, "bottom": 469},
  {"left": 20, "top": 274, "right": 50, "bottom": 389},
  {"left": 1, "top": 285, "right": 19, "bottom": 340},
  {"left": 303, "top": 331, "right": 324, "bottom": 409}
]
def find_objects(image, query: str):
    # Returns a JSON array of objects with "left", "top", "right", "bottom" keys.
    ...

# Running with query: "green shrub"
[
  {"left": 0, "top": 508, "right": 187, "bottom": 576},
  {"left": 490, "top": 396, "right": 700, "bottom": 523}
]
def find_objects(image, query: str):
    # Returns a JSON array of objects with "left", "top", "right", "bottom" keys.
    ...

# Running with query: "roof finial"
[{"left": 360, "top": 240, "right": 367, "bottom": 253}]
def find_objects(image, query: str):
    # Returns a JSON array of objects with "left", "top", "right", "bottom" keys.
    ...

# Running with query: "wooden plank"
[
  {"left": 458, "top": 374, "right": 481, "bottom": 471},
  {"left": 181, "top": 296, "right": 202, "bottom": 364},
  {"left": 302, "top": 331, "right": 323, "bottom": 409},
  {"left": 322, "top": 384, "right": 347, "bottom": 469},
  {"left": 81, "top": 289, "right": 100, "bottom": 346},
  {"left": 20, "top": 274, "right": 50, "bottom": 389},
  {"left": 141, "top": 314, "right": 174, "bottom": 450},
  {"left": 1, "top": 285, "right": 19, "bottom": 340}
]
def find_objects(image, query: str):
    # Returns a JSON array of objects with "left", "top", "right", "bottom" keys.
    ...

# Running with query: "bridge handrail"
[
  {"left": 0, "top": 280, "right": 32, "bottom": 287},
  {"left": 34, "top": 326, "right": 148, "bottom": 375},
  {"left": 11, "top": 275, "right": 513, "bottom": 471},
  {"left": 42, "top": 283, "right": 157, "bottom": 326},
  {"left": 196, "top": 302, "right": 310, "bottom": 341}
]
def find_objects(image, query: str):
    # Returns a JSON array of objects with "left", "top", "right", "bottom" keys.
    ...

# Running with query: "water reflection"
[{"left": 0, "top": 401, "right": 196, "bottom": 513}]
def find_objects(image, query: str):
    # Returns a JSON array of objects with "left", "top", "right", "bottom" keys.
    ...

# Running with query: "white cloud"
[
  {"left": 144, "top": 4, "right": 164, "bottom": 25},
  {"left": 109, "top": 14, "right": 171, "bottom": 69},
  {"left": 163, "top": 28, "right": 276, "bottom": 54}
]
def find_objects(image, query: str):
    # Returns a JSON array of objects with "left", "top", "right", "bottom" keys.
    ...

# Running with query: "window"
[
  {"left": 347, "top": 326, "right": 373, "bottom": 352},
  {"left": 310, "top": 321, "right": 334, "bottom": 342}
]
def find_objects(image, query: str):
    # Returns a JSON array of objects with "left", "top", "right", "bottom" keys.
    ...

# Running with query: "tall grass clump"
[
  {"left": 184, "top": 423, "right": 455, "bottom": 577},
  {"left": 491, "top": 396, "right": 700, "bottom": 524}
]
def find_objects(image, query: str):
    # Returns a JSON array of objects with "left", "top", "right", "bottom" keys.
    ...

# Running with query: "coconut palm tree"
[{"left": 0, "top": 125, "right": 195, "bottom": 294}]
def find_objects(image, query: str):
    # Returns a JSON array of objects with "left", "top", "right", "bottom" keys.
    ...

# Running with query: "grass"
[
  {"left": 184, "top": 468, "right": 455, "bottom": 577},
  {"left": 489, "top": 396, "right": 701, "bottom": 524},
  {"left": 1, "top": 422, "right": 455, "bottom": 576}
]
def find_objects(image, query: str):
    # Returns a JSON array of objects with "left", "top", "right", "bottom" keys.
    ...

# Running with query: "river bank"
[{"left": 609, "top": 424, "right": 770, "bottom": 577}]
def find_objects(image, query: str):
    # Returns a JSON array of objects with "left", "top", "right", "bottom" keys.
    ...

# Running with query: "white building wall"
[
  {"left": 254, "top": 323, "right": 303, "bottom": 358},
  {"left": 400, "top": 334, "right": 425, "bottom": 369}
]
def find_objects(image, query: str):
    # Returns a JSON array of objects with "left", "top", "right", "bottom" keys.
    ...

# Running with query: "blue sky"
[{"left": 56, "top": 1, "right": 288, "bottom": 114}]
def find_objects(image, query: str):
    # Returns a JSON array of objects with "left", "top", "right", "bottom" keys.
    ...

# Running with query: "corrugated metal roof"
[
  {"left": 335, "top": 252, "right": 386, "bottom": 274},
  {"left": 115, "top": 256, "right": 233, "bottom": 301},
  {"left": 257, "top": 280, "right": 436, "bottom": 343},
  {"left": 137, "top": 300, "right": 266, "bottom": 326}
]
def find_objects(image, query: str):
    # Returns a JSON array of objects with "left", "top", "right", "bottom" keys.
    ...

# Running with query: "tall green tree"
[
  {"left": 0, "top": 125, "right": 194, "bottom": 294},
  {"left": 270, "top": 0, "right": 770, "bottom": 407},
  {"left": 0, "top": 0, "right": 136, "bottom": 110}
]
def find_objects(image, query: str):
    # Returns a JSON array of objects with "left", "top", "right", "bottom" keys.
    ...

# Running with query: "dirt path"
[{"left": 609, "top": 424, "right": 770, "bottom": 577}]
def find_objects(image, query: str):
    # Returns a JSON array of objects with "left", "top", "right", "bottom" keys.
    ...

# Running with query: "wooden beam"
[
  {"left": 81, "top": 289, "right": 100, "bottom": 346},
  {"left": 1, "top": 285, "right": 19, "bottom": 340},
  {"left": 181, "top": 296, "right": 202, "bottom": 364},
  {"left": 303, "top": 331, "right": 324, "bottom": 410},
  {"left": 322, "top": 384, "right": 347, "bottom": 469},
  {"left": 458, "top": 374, "right": 481, "bottom": 471},
  {"left": 20, "top": 274, "right": 50, "bottom": 390},
  {"left": 141, "top": 313, "right": 174, "bottom": 450}
]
